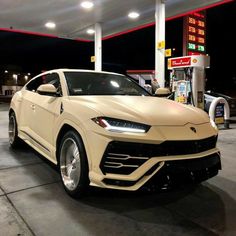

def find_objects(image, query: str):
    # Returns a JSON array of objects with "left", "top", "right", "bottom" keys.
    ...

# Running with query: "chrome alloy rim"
[
  {"left": 60, "top": 138, "right": 81, "bottom": 191},
  {"left": 9, "top": 115, "right": 16, "bottom": 144}
]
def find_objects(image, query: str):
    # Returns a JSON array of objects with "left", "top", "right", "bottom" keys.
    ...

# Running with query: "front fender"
[{"left": 54, "top": 116, "right": 92, "bottom": 169}]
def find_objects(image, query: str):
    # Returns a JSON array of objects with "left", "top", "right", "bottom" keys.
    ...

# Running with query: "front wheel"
[
  {"left": 9, "top": 112, "right": 21, "bottom": 148},
  {"left": 59, "top": 130, "right": 89, "bottom": 198}
]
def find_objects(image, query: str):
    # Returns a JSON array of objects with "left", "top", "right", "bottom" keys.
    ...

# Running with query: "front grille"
[
  {"left": 142, "top": 152, "right": 221, "bottom": 190},
  {"left": 100, "top": 135, "right": 217, "bottom": 175}
]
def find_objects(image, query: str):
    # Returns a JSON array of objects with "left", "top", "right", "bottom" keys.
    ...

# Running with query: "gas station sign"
[
  {"left": 183, "top": 11, "right": 206, "bottom": 56},
  {"left": 168, "top": 55, "right": 210, "bottom": 69},
  {"left": 169, "top": 57, "right": 191, "bottom": 68}
]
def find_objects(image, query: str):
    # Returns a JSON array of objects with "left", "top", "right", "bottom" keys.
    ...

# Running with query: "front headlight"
[
  {"left": 210, "top": 119, "right": 218, "bottom": 130},
  {"left": 92, "top": 117, "right": 150, "bottom": 133}
]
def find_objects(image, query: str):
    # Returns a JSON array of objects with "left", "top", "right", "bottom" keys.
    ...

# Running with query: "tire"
[
  {"left": 9, "top": 112, "right": 21, "bottom": 148},
  {"left": 58, "top": 130, "right": 89, "bottom": 198}
]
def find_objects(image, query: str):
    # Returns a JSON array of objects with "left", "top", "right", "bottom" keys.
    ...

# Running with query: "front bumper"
[
  {"left": 100, "top": 136, "right": 217, "bottom": 175},
  {"left": 85, "top": 122, "right": 220, "bottom": 191},
  {"left": 103, "top": 152, "right": 221, "bottom": 190}
]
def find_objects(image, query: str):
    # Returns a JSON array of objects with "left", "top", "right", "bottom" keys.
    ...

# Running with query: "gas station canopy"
[{"left": 0, "top": 0, "right": 230, "bottom": 40}]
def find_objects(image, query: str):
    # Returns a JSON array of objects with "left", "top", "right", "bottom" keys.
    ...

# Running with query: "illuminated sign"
[
  {"left": 183, "top": 11, "right": 206, "bottom": 55},
  {"left": 189, "top": 26, "right": 196, "bottom": 33},
  {"left": 188, "top": 43, "right": 196, "bottom": 50},
  {"left": 169, "top": 57, "right": 191, "bottom": 68},
  {"left": 198, "top": 37, "right": 205, "bottom": 44},
  {"left": 198, "top": 20, "right": 205, "bottom": 27},
  {"left": 168, "top": 55, "right": 210, "bottom": 69},
  {"left": 198, "top": 29, "right": 205, "bottom": 36},
  {"left": 215, "top": 104, "right": 224, "bottom": 124},
  {"left": 188, "top": 17, "right": 196, "bottom": 25},
  {"left": 189, "top": 35, "right": 196, "bottom": 42},
  {"left": 198, "top": 45, "right": 205, "bottom": 52}
]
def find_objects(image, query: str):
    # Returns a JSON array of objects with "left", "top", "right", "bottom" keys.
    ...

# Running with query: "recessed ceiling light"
[
  {"left": 45, "top": 22, "right": 56, "bottom": 29},
  {"left": 81, "top": 1, "right": 94, "bottom": 9},
  {"left": 87, "top": 28, "right": 95, "bottom": 35},
  {"left": 128, "top": 12, "right": 140, "bottom": 19}
]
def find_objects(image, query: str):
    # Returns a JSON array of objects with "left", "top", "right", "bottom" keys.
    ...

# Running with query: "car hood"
[{"left": 68, "top": 96, "right": 210, "bottom": 126}]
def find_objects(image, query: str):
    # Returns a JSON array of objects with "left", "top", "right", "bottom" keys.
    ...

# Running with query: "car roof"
[
  {"left": 35, "top": 69, "right": 124, "bottom": 78},
  {"left": 205, "top": 91, "right": 232, "bottom": 99}
]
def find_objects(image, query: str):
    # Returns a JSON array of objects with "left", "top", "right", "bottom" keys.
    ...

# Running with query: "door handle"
[{"left": 31, "top": 104, "right": 35, "bottom": 110}]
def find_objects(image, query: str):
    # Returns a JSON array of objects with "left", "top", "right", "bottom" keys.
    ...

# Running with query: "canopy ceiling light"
[
  {"left": 128, "top": 12, "right": 140, "bottom": 19},
  {"left": 86, "top": 28, "right": 95, "bottom": 35},
  {"left": 45, "top": 22, "right": 56, "bottom": 29},
  {"left": 81, "top": 1, "right": 94, "bottom": 9}
]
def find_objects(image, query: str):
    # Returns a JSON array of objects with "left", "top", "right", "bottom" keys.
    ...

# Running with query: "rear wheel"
[
  {"left": 9, "top": 112, "right": 21, "bottom": 148},
  {"left": 59, "top": 130, "right": 89, "bottom": 198}
]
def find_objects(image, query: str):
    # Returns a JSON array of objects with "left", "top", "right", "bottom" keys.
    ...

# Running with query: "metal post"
[
  {"left": 192, "top": 67, "right": 205, "bottom": 109},
  {"left": 155, "top": 0, "right": 165, "bottom": 88},
  {"left": 192, "top": 67, "right": 198, "bottom": 107},
  {"left": 95, "top": 23, "right": 102, "bottom": 71}
]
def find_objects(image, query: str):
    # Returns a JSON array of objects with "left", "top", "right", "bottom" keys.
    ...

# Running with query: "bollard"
[{"left": 209, "top": 97, "right": 230, "bottom": 129}]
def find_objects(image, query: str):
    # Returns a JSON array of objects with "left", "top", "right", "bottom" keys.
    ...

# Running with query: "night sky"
[{"left": 0, "top": 1, "right": 235, "bottom": 93}]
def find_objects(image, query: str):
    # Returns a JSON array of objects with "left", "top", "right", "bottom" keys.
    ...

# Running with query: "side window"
[
  {"left": 26, "top": 76, "right": 44, "bottom": 92},
  {"left": 26, "top": 73, "right": 61, "bottom": 95},
  {"left": 44, "top": 73, "right": 62, "bottom": 95},
  {"left": 44, "top": 73, "right": 60, "bottom": 90}
]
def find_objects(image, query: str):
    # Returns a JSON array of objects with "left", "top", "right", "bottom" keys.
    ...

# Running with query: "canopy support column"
[
  {"left": 155, "top": 0, "right": 166, "bottom": 88},
  {"left": 95, "top": 23, "right": 102, "bottom": 71}
]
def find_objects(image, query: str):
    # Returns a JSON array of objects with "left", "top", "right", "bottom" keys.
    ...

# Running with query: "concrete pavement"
[{"left": 0, "top": 103, "right": 236, "bottom": 236}]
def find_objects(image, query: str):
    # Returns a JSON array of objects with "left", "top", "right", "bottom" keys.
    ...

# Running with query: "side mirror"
[
  {"left": 37, "top": 84, "right": 58, "bottom": 96},
  {"left": 155, "top": 88, "right": 171, "bottom": 98}
]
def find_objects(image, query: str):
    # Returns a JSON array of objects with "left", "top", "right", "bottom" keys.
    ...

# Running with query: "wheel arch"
[
  {"left": 9, "top": 108, "right": 15, "bottom": 117},
  {"left": 8, "top": 108, "right": 18, "bottom": 126},
  {"left": 9, "top": 108, "right": 20, "bottom": 128},
  {"left": 55, "top": 123, "right": 91, "bottom": 168}
]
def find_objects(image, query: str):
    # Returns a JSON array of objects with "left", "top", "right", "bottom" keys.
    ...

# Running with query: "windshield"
[{"left": 64, "top": 72, "right": 150, "bottom": 96}]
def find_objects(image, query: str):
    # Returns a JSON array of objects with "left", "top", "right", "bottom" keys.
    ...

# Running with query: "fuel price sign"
[{"left": 183, "top": 11, "right": 206, "bottom": 56}]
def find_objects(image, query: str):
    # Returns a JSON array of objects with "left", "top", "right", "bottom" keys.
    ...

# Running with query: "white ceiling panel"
[{"left": 0, "top": 0, "right": 228, "bottom": 40}]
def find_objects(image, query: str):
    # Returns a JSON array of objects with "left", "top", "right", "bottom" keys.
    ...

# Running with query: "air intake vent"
[
  {"left": 102, "top": 153, "right": 148, "bottom": 175},
  {"left": 100, "top": 136, "right": 217, "bottom": 175}
]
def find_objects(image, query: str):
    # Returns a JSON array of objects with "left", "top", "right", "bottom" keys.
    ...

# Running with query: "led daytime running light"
[{"left": 92, "top": 117, "right": 150, "bottom": 133}]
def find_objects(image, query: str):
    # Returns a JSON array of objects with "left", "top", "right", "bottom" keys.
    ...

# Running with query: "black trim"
[
  {"left": 20, "top": 130, "right": 50, "bottom": 152},
  {"left": 103, "top": 163, "right": 162, "bottom": 187}
]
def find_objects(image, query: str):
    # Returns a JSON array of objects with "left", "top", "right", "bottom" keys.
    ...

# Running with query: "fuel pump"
[{"left": 168, "top": 55, "right": 210, "bottom": 109}]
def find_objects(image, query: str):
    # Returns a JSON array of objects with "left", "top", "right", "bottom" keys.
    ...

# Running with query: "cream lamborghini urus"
[{"left": 9, "top": 69, "right": 221, "bottom": 197}]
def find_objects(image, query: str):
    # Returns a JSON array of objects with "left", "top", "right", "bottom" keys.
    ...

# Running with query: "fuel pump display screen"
[
  {"left": 174, "top": 81, "right": 191, "bottom": 104},
  {"left": 179, "top": 83, "right": 185, "bottom": 92},
  {"left": 184, "top": 11, "right": 206, "bottom": 55}
]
